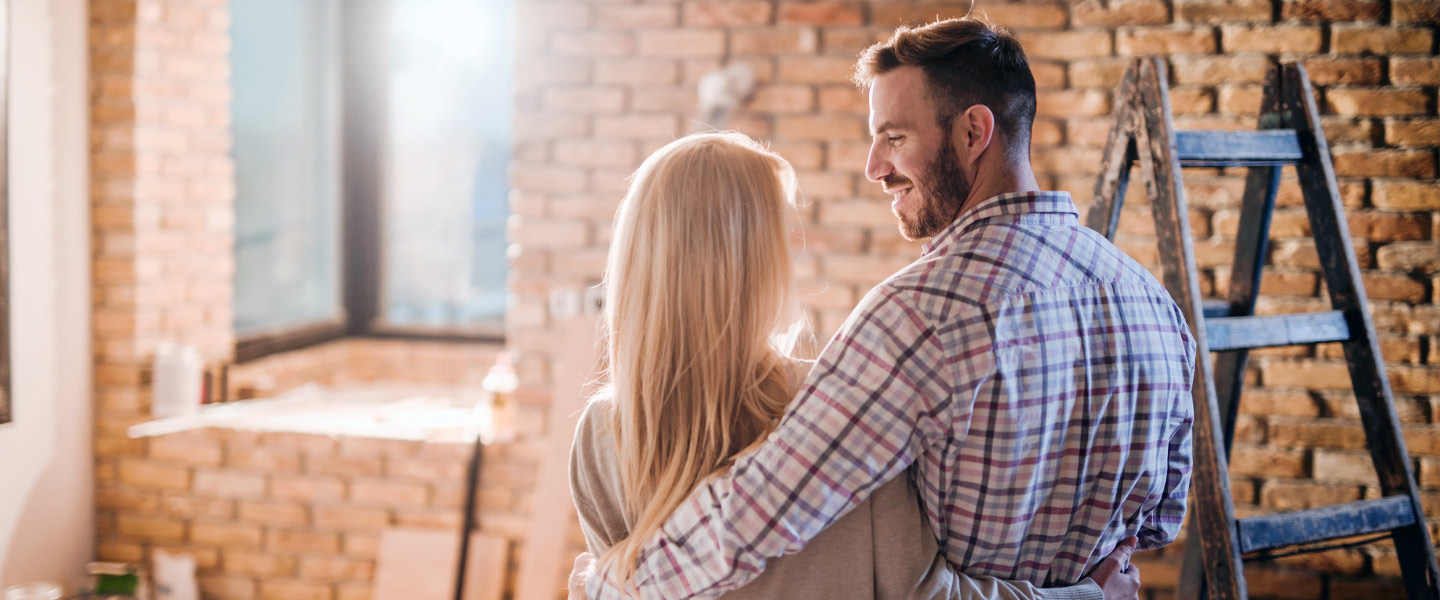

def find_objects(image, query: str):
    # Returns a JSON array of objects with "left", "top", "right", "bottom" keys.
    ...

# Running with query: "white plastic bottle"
[{"left": 152, "top": 343, "right": 203, "bottom": 419}]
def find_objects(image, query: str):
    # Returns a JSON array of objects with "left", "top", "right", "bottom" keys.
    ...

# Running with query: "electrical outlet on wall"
[{"left": 549, "top": 286, "right": 582, "bottom": 320}]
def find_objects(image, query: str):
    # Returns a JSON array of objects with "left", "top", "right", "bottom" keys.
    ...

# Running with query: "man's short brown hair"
[{"left": 854, "top": 16, "right": 1037, "bottom": 159}]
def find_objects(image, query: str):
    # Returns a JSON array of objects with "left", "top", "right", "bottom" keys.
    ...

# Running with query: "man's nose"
[{"left": 865, "top": 141, "right": 890, "bottom": 183}]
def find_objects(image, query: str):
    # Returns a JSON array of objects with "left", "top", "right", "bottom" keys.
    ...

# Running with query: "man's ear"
[{"left": 954, "top": 104, "right": 996, "bottom": 167}]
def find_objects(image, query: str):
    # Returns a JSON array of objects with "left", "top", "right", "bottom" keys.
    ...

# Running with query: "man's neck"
[{"left": 958, "top": 162, "right": 1041, "bottom": 216}]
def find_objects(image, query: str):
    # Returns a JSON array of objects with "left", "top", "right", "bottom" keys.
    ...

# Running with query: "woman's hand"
[
  {"left": 568, "top": 553, "right": 594, "bottom": 600},
  {"left": 1091, "top": 536, "right": 1140, "bottom": 600}
]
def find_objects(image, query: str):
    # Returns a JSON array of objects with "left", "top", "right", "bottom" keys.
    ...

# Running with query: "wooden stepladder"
[{"left": 1087, "top": 57, "right": 1440, "bottom": 600}]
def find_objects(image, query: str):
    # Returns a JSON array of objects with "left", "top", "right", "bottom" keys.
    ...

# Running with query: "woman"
[{"left": 568, "top": 132, "right": 1135, "bottom": 599}]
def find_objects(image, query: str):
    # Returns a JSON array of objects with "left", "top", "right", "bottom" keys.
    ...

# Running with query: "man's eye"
[{"left": 887, "top": 136, "right": 904, "bottom": 144}]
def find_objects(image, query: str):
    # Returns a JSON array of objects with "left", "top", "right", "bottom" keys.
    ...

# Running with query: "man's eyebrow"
[{"left": 871, "top": 121, "right": 900, "bottom": 137}]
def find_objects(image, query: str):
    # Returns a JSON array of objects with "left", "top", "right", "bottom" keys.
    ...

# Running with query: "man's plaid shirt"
[{"left": 588, "top": 191, "right": 1196, "bottom": 598}]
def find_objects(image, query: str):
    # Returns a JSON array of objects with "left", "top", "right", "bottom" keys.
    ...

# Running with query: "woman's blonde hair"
[{"left": 597, "top": 131, "right": 803, "bottom": 584}]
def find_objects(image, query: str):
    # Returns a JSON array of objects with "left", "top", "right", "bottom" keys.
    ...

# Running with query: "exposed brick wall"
[
  {"left": 88, "top": 2, "right": 541, "bottom": 599},
  {"left": 511, "top": 1, "right": 1440, "bottom": 597},
  {"left": 85, "top": 0, "right": 1440, "bottom": 597}
]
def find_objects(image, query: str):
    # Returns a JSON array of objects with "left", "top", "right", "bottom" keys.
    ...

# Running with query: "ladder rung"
[
  {"left": 1238, "top": 496, "right": 1417, "bottom": 554},
  {"left": 1205, "top": 310, "right": 1350, "bottom": 352},
  {"left": 1202, "top": 300, "right": 1230, "bottom": 319},
  {"left": 1173, "top": 130, "right": 1303, "bottom": 167}
]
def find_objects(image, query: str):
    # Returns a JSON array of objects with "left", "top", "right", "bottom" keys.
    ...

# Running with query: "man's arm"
[
  {"left": 1138, "top": 321, "right": 1194, "bottom": 550},
  {"left": 587, "top": 286, "right": 971, "bottom": 598}
]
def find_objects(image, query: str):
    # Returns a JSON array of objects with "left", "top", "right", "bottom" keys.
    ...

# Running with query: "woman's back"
[{"left": 570, "top": 396, "right": 960, "bottom": 600}]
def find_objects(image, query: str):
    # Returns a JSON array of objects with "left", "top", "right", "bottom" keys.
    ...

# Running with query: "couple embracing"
[{"left": 568, "top": 15, "right": 1195, "bottom": 600}]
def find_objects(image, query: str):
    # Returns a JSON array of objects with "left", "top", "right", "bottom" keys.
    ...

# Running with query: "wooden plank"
[
  {"left": 1284, "top": 62, "right": 1440, "bottom": 600},
  {"left": 375, "top": 528, "right": 508, "bottom": 600},
  {"left": 1084, "top": 62, "right": 1138, "bottom": 239},
  {"left": 1174, "top": 130, "right": 1302, "bottom": 167},
  {"left": 1131, "top": 56, "right": 1247, "bottom": 600},
  {"left": 514, "top": 315, "right": 600, "bottom": 600},
  {"left": 1205, "top": 311, "right": 1351, "bottom": 352},
  {"left": 1237, "top": 496, "right": 1415, "bottom": 554}
]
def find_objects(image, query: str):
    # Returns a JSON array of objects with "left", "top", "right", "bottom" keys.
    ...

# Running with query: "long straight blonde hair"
[{"left": 597, "top": 132, "right": 804, "bottom": 584}]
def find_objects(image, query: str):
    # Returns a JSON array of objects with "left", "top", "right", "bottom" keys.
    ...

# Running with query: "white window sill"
[{"left": 127, "top": 382, "right": 488, "bottom": 442}]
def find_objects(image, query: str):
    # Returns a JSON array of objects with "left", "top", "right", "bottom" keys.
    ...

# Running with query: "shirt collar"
[{"left": 920, "top": 191, "right": 1079, "bottom": 256}]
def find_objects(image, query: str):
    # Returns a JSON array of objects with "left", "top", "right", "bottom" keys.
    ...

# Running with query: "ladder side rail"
[
  {"left": 1131, "top": 57, "right": 1246, "bottom": 600},
  {"left": 1282, "top": 63, "right": 1440, "bottom": 600},
  {"left": 1086, "top": 62, "right": 1140, "bottom": 239},
  {"left": 1213, "top": 62, "right": 1287, "bottom": 454}
]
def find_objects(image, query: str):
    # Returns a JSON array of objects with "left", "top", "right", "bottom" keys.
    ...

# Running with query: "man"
[{"left": 583, "top": 15, "right": 1195, "bottom": 599}]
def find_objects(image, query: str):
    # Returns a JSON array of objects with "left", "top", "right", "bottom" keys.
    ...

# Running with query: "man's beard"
[{"left": 888, "top": 136, "right": 970, "bottom": 241}]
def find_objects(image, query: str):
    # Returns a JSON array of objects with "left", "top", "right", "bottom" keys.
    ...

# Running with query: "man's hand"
[
  {"left": 1091, "top": 536, "right": 1140, "bottom": 600},
  {"left": 567, "top": 552, "right": 594, "bottom": 600}
]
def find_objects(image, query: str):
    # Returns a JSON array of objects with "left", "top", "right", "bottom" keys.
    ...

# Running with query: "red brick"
[
  {"left": 191, "top": 521, "right": 263, "bottom": 548},
  {"left": 349, "top": 479, "right": 429, "bottom": 507},
  {"left": 1021, "top": 31, "right": 1114, "bottom": 60},
  {"left": 1221, "top": 24, "right": 1324, "bottom": 54},
  {"left": 258, "top": 580, "right": 330, "bottom": 600},
  {"left": 818, "top": 85, "right": 868, "bottom": 115},
  {"left": 1072, "top": 0, "right": 1170, "bottom": 26},
  {"left": 554, "top": 140, "right": 639, "bottom": 168},
  {"left": 775, "top": 115, "right": 865, "bottom": 141},
  {"left": 299, "top": 555, "right": 374, "bottom": 582},
  {"left": 1385, "top": 118, "right": 1440, "bottom": 148},
  {"left": 117, "top": 458, "right": 190, "bottom": 491},
  {"left": 1229, "top": 444, "right": 1308, "bottom": 477},
  {"left": 158, "top": 495, "right": 234, "bottom": 520},
  {"left": 1332, "top": 25, "right": 1434, "bottom": 54},
  {"left": 1347, "top": 211, "right": 1429, "bottom": 243},
  {"left": 1269, "top": 417, "right": 1371, "bottom": 449},
  {"left": 1169, "top": 54, "right": 1270, "bottom": 85},
  {"left": 224, "top": 551, "right": 295, "bottom": 578},
  {"left": 1238, "top": 388, "right": 1323, "bottom": 418},
  {"left": 1283, "top": 0, "right": 1384, "bottom": 21},
  {"left": 1259, "top": 479, "right": 1363, "bottom": 510},
  {"left": 1321, "top": 117, "right": 1379, "bottom": 144},
  {"left": 116, "top": 515, "right": 186, "bottom": 541},
  {"left": 1312, "top": 450, "right": 1380, "bottom": 485},
  {"left": 593, "top": 5, "right": 678, "bottom": 29},
  {"left": 551, "top": 31, "right": 634, "bottom": 56},
  {"left": 314, "top": 506, "right": 390, "bottom": 531},
  {"left": 193, "top": 469, "right": 265, "bottom": 498},
  {"left": 1241, "top": 564, "right": 1327, "bottom": 599},
  {"left": 1395, "top": 0, "right": 1440, "bottom": 22},
  {"left": 1390, "top": 365, "right": 1440, "bottom": 394},
  {"left": 1362, "top": 272, "right": 1427, "bottom": 302},
  {"left": 778, "top": 2, "right": 862, "bottom": 25},
  {"left": 1327, "top": 88, "right": 1428, "bottom": 118},
  {"left": 681, "top": 2, "right": 772, "bottom": 26},
  {"left": 778, "top": 56, "right": 858, "bottom": 84},
  {"left": 270, "top": 474, "right": 345, "bottom": 503},
  {"left": 1333, "top": 148, "right": 1434, "bottom": 178},
  {"left": 268, "top": 529, "right": 341, "bottom": 554},
  {"left": 1176, "top": 0, "right": 1272, "bottom": 22},
  {"left": 1168, "top": 86, "right": 1216, "bottom": 114},
  {"left": 1373, "top": 180, "right": 1440, "bottom": 211},
  {"left": 237, "top": 500, "right": 309, "bottom": 527},
  {"left": 1370, "top": 241, "right": 1440, "bottom": 271},
  {"left": 542, "top": 87, "right": 626, "bottom": 114},
  {"left": 1392, "top": 57, "right": 1440, "bottom": 86},
  {"left": 595, "top": 115, "right": 679, "bottom": 140},
  {"left": 1036, "top": 89, "right": 1111, "bottom": 118},
  {"left": 1116, "top": 26, "right": 1217, "bottom": 55},
  {"left": 731, "top": 28, "right": 818, "bottom": 55},
  {"left": 1068, "top": 58, "right": 1130, "bottom": 89},
  {"left": 595, "top": 58, "right": 679, "bottom": 85}
]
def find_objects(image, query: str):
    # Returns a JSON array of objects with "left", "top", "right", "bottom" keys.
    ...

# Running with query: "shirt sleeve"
[
  {"left": 586, "top": 285, "right": 967, "bottom": 599},
  {"left": 925, "top": 570, "right": 1104, "bottom": 600},
  {"left": 1138, "top": 319, "right": 1195, "bottom": 550}
]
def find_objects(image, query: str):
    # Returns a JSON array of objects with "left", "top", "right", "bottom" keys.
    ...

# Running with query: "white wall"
[{"left": 0, "top": 0, "right": 92, "bottom": 591}]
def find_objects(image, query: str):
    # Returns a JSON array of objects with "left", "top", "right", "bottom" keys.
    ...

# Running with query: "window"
[{"left": 232, "top": 0, "right": 511, "bottom": 362}]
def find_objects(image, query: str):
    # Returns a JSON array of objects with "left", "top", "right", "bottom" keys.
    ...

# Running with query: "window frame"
[{"left": 233, "top": 0, "right": 505, "bottom": 365}]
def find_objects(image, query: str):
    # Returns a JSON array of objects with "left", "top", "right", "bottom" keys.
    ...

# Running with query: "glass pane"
[
  {"left": 231, "top": 0, "right": 342, "bottom": 335},
  {"left": 380, "top": 0, "right": 511, "bottom": 332}
]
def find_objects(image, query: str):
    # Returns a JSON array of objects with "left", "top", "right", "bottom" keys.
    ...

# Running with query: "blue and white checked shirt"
[{"left": 588, "top": 191, "right": 1196, "bottom": 598}]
